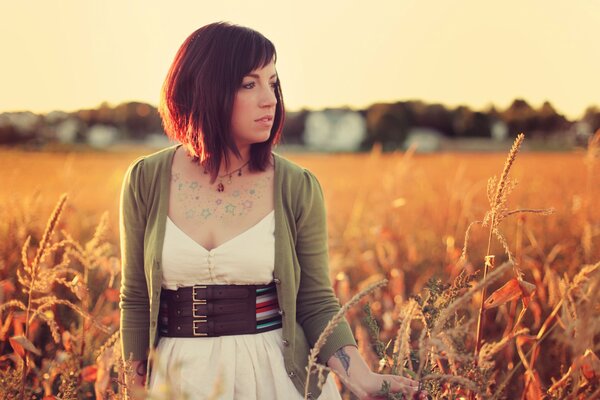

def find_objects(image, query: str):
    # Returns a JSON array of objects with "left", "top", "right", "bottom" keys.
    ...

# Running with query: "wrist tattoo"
[
  {"left": 136, "top": 360, "right": 147, "bottom": 376},
  {"left": 136, "top": 360, "right": 147, "bottom": 386},
  {"left": 334, "top": 348, "right": 351, "bottom": 376}
]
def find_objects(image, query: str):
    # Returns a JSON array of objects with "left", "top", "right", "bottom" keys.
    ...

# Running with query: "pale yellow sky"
[{"left": 1, "top": 0, "right": 598, "bottom": 119}]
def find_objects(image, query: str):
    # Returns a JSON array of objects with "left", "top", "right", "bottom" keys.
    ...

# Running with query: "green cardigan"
[{"left": 119, "top": 144, "right": 356, "bottom": 397}]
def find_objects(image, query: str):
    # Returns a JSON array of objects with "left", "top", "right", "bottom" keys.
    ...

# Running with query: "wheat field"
[{"left": 0, "top": 134, "right": 598, "bottom": 399}]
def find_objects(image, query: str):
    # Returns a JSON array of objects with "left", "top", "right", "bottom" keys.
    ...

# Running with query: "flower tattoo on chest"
[{"left": 172, "top": 173, "right": 271, "bottom": 221}]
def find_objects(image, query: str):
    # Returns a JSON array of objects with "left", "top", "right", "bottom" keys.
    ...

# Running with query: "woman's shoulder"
[
  {"left": 132, "top": 144, "right": 179, "bottom": 167},
  {"left": 273, "top": 152, "right": 324, "bottom": 205},
  {"left": 123, "top": 144, "right": 179, "bottom": 186},
  {"left": 273, "top": 151, "right": 319, "bottom": 183}
]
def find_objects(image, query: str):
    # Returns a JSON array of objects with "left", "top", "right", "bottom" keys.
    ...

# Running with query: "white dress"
[{"left": 148, "top": 210, "right": 342, "bottom": 400}]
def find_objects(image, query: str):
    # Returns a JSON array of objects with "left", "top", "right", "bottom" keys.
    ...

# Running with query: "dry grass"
[{"left": 0, "top": 132, "right": 599, "bottom": 399}]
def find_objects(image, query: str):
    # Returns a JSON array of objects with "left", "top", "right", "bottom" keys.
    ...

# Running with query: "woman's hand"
[
  {"left": 125, "top": 360, "right": 148, "bottom": 400},
  {"left": 348, "top": 371, "right": 427, "bottom": 400},
  {"left": 327, "top": 346, "right": 428, "bottom": 400}
]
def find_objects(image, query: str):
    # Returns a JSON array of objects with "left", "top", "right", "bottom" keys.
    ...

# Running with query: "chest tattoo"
[{"left": 171, "top": 173, "right": 271, "bottom": 221}]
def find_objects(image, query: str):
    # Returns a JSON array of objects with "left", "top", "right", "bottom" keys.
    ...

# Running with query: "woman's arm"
[
  {"left": 119, "top": 158, "right": 151, "bottom": 396},
  {"left": 327, "top": 345, "right": 426, "bottom": 400}
]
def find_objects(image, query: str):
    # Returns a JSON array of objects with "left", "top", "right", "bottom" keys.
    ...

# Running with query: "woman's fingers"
[
  {"left": 385, "top": 375, "right": 428, "bottom": 399},
  {"left": 395, "top": 374, "right": 420, "bottom": 388},
  {"left": 361, "top": 373, "right": 428, "bottom": 400},
  {"left": 382, "top": 374, "right": 418, "bottom": 395}
]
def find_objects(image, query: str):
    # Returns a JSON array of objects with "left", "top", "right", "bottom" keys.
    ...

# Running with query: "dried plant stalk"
[{"left": 304, "top": 279, "right": 387, "bottom": 398}]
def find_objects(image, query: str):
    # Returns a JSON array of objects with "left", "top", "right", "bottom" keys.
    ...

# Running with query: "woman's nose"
[{"left": 259, "top": 85, "right": 277, "bottom": 107}]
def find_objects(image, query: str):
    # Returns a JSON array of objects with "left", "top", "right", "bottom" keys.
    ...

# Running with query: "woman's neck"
[{"left": 220, "top": 146, "right": 250, "bottom": 174}]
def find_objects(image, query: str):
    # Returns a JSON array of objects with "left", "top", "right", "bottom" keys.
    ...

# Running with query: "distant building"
[
  {"left": 303, "top": 109, "right": 366, "bottom": 151},
  {"left": 87, "top": 124, "right": 119, "bottom": 148},
  {"left": 571, "top": 121, "right": 593, "bottom": 147},
  {"left": 491, "top": 120, "right": 509, "bottom": 141},
  {"left": 56, "top": 118, "right": 80, "bottom": 143},
  {"left": 404, "top": 127, "right": 445, "bottom": 152}
]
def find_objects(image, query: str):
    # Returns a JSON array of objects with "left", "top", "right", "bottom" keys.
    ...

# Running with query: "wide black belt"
[{"left": 158, "top": 282, "right": 282, "bottom": 337}]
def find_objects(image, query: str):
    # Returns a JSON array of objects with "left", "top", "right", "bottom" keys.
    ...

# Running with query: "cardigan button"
[
  {"left": 151, "top": 321, "right": 156, "bottom": 327},
  {"left": 278, "top": 309, "right": 284, "bottom": 316},
  {"left": 288, "top": 371, "right": 295, "bottom": 378},
  {"left": 282, "top": 339, "right": 289, "bottom": 346},
  {"left": 273, "top": 278, "right": 281, "bottom": 284}
]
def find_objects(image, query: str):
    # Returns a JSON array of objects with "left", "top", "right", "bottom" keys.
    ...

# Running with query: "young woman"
[{"left": 119, "top": 22, "right": 426, "bottom": 400}]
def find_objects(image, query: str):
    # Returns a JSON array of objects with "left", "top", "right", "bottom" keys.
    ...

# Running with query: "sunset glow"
[{"left": 1, "top": 0, "right": 598, "bottom": 119}]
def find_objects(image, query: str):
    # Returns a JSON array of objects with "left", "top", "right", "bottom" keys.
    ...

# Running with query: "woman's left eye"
[{"left": 241, "top": 81, "right": 277, "bottom": 90}]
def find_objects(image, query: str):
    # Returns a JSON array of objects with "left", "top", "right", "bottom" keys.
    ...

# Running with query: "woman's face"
[{"left": 230, "top": 60, "right": 278, "bottom": 149}]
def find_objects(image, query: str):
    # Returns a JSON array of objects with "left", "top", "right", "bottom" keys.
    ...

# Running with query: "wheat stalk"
[
  {"left": 475, "top": 134, "right": 526, "bottom": 358},
  {"left": 304, "top": 279, "right": 387, "bottom": 399},
  {"left": 19, "top": 194, "right": 67, "bottom": 400},
  {"left": 391, "top": 298, "right": 419, "bottom": 376}
]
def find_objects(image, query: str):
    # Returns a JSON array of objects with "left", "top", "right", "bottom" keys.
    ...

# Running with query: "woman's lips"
[{"left": 255, "top": 116, "right": 273, "bottom": 126}]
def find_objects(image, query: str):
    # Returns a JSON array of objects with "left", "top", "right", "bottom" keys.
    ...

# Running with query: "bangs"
[{"left": 232, "top": 30, "right": 277, "bottom": 83}]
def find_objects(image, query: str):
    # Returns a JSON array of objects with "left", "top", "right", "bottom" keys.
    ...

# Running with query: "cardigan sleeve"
[
  {"left": 294, "top": 169, "right": 357, "bottom": 364},
  {"left": 119, "top": 157, "right": 150, "bottom": 361}
]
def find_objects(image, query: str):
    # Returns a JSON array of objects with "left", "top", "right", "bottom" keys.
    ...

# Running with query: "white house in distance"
[{"left": 303, "top": 109, "right": 366, "bottom": 151}]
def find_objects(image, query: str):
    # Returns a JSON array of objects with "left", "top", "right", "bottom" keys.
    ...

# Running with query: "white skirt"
[{"left": 148, "top": 328, "right": 341, "bottom": 399}]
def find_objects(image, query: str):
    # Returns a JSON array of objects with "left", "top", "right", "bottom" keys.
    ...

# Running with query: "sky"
[{"left": 1, "top": 1, "right": 598, "bottom": 119}]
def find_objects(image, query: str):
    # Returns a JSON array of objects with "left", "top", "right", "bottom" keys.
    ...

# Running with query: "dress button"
[
  {"left": 177, "top": 310, "right": 181, "bottom": 316},
  {"left": 278, "top": 309, "right": 284, "bottom": 316},
  {"left": 273, "top": 278, "right": 281, "bottom": 284},
  {"left": 282, "top": 339, "right": 289, "bottom": 346},
  {"left": 151, "top": 321, "right": 156, "bottom": 327},
  {"left": 177, "top": 326, "right": 181, "bottom": 331}
]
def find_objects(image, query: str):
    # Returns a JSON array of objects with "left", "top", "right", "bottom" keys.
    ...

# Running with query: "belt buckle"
[
  {"left": 193, "top": 301, "right": 207, "bottom": 318},
  {"left": 192, "top": 285, "right": 207, "bottom": 302},
  {"left": 192, "top": 319, "right": 208, "bottom": 336}
]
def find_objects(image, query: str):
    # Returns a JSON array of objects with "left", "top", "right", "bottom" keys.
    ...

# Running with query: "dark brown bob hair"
[{"left": 158, "top": 22, "right": 284, "bottom": 179}]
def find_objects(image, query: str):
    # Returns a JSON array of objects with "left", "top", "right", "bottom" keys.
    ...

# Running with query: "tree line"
[{"left": 1, "top": 99, "right": 598, "bottom": 148}]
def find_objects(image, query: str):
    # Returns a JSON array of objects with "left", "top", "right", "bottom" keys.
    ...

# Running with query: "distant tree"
[
  {"left": 364, "top": 102, "right": 414, "bottom": 150},
  {"left": 114, "top": 102, "right": 162, "bottom": 140},
  {"left": 502, "top": 98, "right": 538, "bottom": 137},
  {"left": 420, "top": 103, "right": 454, "bottom": 137},
  {"left": 281, "top": 109, "right": 308, "bottom": 144},
  {"left": 583, "top": 106, "right": 600, "bottom": 132},
  {"left": 451, "top": 106, "right": 491, "bottom": 138},
  {"left": 0, "top": 124, "right": 23, "bottom": 144},
  {"left": 537, "top": 101, "right": 569, "bottom": 133}
]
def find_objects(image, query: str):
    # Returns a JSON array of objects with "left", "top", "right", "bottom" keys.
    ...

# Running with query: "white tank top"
[{"left": 160, "top": 210, "right": 275, "bottom": 289}]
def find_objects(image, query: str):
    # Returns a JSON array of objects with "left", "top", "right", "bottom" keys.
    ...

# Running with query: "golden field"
[{"left": 0, "top": 137, "right": 598, "bottom": 399}]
